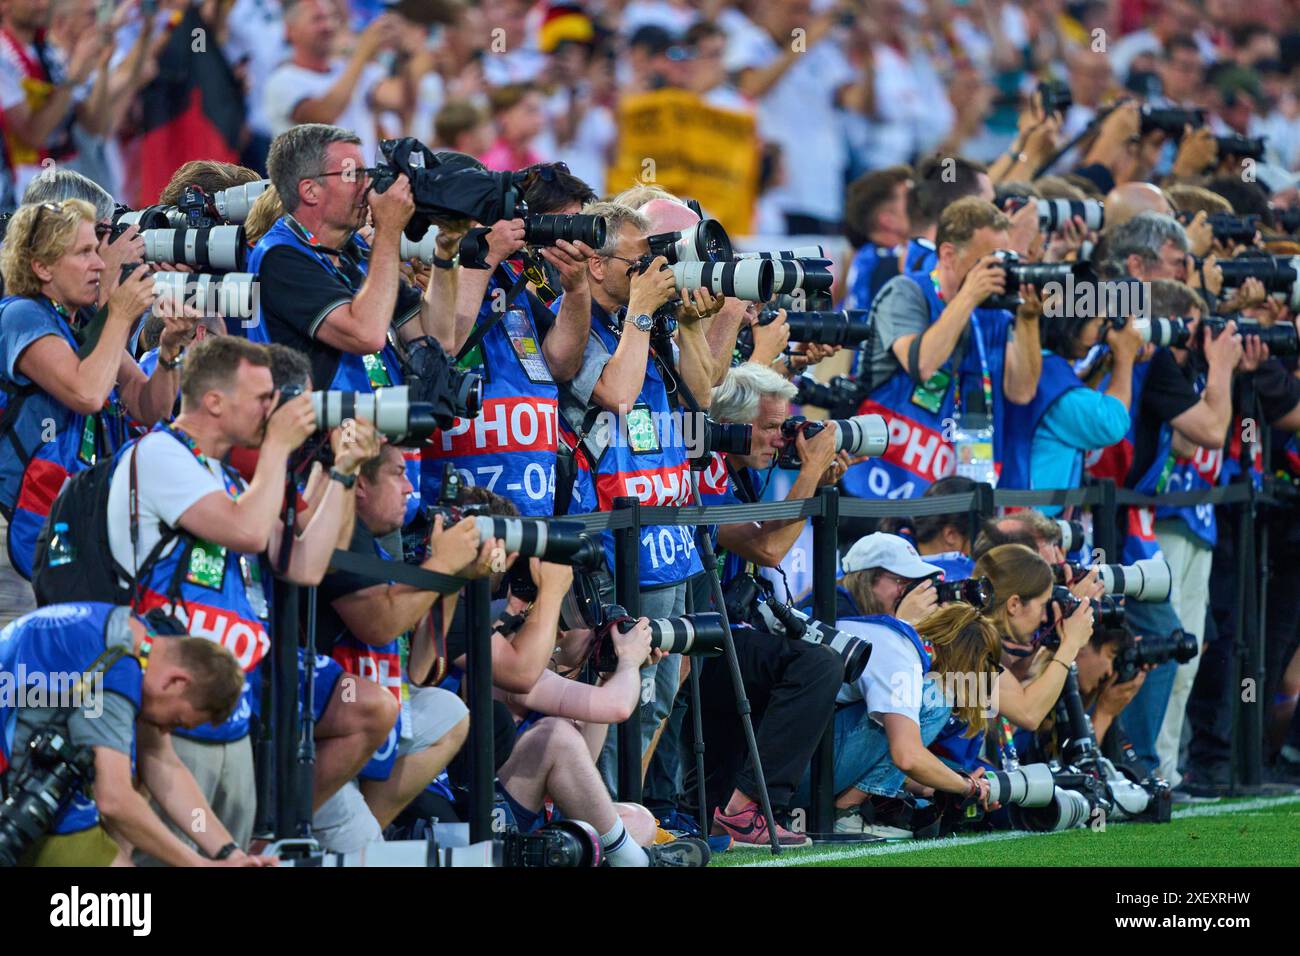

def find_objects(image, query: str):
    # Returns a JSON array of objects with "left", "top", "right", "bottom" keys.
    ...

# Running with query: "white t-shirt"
[
  {"left": 106, "top": 430, "right": 244, "bottom": 578},
  {"left": 729, "top": 30, "right": 857, "bottom": 222},
  {"left": 834, "top": 618, "right": 927, "bottom": 726},
  {"left": 264, "top": 60, "right": 388, "bottom": 164},
  {"left": 0, "top": 35, "right": 89, "bottom": 194},
  {"left": 224, "top": 0, "right": 291, "bottom": 137}
]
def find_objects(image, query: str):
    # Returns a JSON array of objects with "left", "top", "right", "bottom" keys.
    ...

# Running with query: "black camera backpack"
[{"left": 31, "top": 443, "right": 186, "bottom": 608}]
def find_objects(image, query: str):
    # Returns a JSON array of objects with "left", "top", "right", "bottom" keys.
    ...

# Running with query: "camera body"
[
  {"left": 0, "top": 729, "right": 98, "bottom": 867},
  {"left": 776, "top": 413, "right": 889, "bottom": 469},
  {"left": 590, "top": 604, "right": 727, "bottom": 673}
]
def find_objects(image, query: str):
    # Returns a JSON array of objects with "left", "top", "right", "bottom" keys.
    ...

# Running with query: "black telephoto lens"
[{"left": 524, "top": 214, "right": 607, "bottom": 248}]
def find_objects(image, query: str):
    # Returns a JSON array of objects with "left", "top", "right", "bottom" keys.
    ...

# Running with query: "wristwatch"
[
  {"left": 212, "top": 841, "right": 239, "bottom": 861},
  {"left": 629, "top": 312, "right": 654, "bottom": 333},
  {"left": 329, "top": 469, "right": 357, "bottom": 490},
  {"left": 431, "top": 251, "right": 458, "bottom": 270},
  {"left": 158, "top": 351, "right": 184, "bottom": 371}
]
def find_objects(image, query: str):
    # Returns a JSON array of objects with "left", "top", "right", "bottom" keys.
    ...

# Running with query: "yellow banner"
[{"left": 607, "top": 89, "right": 759, "bottom": 237}]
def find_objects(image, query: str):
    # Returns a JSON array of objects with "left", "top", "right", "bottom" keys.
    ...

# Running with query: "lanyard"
[
  {"left": 930, "top": 270, "right": 992, "bottom": 420},
  {"left": 161, "top": 422, "right": 242, "bottom": 498},
  {"left": 285, "top": 216, "right": 361, "bottom": 292}
]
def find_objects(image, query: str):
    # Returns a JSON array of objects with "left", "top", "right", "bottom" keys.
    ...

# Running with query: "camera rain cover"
[{"left": 379, "top": 139, "right": 527, "bottom": 238}]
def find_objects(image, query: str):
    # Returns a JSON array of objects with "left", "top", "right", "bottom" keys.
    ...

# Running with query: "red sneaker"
[{"left": 711, "top": 803, "right": 811, "bottom": 848}]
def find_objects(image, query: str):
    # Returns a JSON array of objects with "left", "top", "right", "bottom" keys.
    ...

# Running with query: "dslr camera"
[{"left": 776, "top": 414, "right": 889, "bottom": 469}]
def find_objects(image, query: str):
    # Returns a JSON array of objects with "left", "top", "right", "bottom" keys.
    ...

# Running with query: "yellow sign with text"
[{"left": 607, "top": 89, "right": 759, "bottom": 237}]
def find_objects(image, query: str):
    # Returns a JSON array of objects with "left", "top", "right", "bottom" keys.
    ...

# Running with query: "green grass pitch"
[{"left": 709, "top": 795, "right": 1300, "bottom": 867}]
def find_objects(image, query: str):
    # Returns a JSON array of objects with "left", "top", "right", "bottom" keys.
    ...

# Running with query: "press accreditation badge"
[
  {"left": 362, "top": 351, "right": 393, "bottom": 388},
  {"left": 241, "top": 555, "right": 269, "bottom": 620},
  {"left": 187, "top": 539, "right": 227, "bottom": 590},
  {"left": 952, "top": 419, "right": 997, "bottom": 486},
  {"left": 624, "top": 404, "right": 661, "bottom": 454},
  {"left": 910, "top": 368, "right": 951, "bottom": 415},
  {"left": 503, "top": 309, "right": 553, "bottom": 385}
]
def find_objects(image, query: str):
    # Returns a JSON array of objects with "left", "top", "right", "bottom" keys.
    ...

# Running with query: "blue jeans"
[
  {"left": 1121, "top": 598, "right": 1183, "bottom": 775},
  {"left": 793, "top": 679, "right": 951, "bottom": 806}
]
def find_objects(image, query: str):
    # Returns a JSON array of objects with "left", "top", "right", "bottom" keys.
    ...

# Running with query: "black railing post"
[
  {"left": 465, "top": 576, "right": 494, "bottom": 843},
  {"left": 971, "top": 482, "right": 995, "bottom": 545},
  {"left": 1091, "top": 478, "right": 1117, "bottom": 563},
  {"left": 613, "top": 497, "right": 643, "bottom": 803},
  {"left": 810, "top": 486, "right": 839, "bottom": 835},
  {"left": 272, "top": 579, "right": 299, "bottom": 840},
  {"left": 1238, "top": 482, "right": 1263, "bottom": 787}
]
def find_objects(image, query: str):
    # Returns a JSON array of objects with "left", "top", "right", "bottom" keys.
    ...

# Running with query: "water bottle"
[{"left": 48, "top": 521, "right": 76, "bottom": 567}]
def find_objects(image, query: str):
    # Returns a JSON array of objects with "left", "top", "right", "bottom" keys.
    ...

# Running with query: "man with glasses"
[{"left": 248, "top": 123, "right": 459, "bottom": 397}]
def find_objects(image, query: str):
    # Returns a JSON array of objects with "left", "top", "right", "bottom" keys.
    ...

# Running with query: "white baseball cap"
[{"left": 842, "top": 533, "right": 944, "bottom": 579}]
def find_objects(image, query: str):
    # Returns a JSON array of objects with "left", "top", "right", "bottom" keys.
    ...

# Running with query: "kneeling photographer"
[
  {"left": 0, "top": 602, "right": 256, "bottom": 867},
  {"left": 799, "top": 604, "right": 1002, "bottom": 839}
]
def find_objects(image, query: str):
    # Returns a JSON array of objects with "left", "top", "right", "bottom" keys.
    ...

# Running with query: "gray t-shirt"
[
  {"left": 8, "top": 606, "right": 138, "bottom": 778},
  {"left": 864, "top": 274, "right": 970, "bottom": 387}
]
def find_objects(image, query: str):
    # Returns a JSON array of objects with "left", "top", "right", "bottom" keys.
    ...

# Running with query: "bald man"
[{"left": 1103, "top": 182, "right": 1174, "bottom": 230}]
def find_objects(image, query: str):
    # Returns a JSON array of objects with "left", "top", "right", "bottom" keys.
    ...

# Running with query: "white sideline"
[{"left": 730, "top": 794, "right": 1300, "bottom": 868}]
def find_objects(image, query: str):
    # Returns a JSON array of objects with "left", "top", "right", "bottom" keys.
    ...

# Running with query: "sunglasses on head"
[{"left": 28, "top": 202, "right": 71, "bottom": 253}]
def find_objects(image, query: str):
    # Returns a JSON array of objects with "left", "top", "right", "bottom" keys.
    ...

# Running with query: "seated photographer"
[
  {"left": 249, "top": 124, "right": 456, "bottom": 400},
  {"left": 997, "top": 297, "right": 1147, "bottom": 511},
  {"left": 971, "top": 510, "right": 1065, "bottom": 565},
  {"left": 801, "top": 532, "right": 943, "bottom": 625},
  {"left": 845, "top": 197, "right": 1043, "bottom": 501},
  {"left": 910, "top": 475, "right": 978, "bottom": 581},
  {"left": 0, "top": 602, "right": 259, "bottom": 867},
  {"left": 0, "top": 199, "right": 196, "bottom": 618},
  {"left": 311, "top": 442, "right": 484, "bottom": 851},
  {"left": 927, "top": 544, "right": 1094, "bottom": 778},
  {"left": 104, "top": 336, "right": 392, "bottom": 860},
  {"left": 492, "top": 610, "right": 711, "bottom": 866},
  {"left": 799, "top": 605, "right": 1001, "bottom": 838},
  {"left": 554, "top": 200, "right": 715, "bottom": 794},
  {"left": 422, "top": 162, "right": 600, "bottom": 518},
  {"left": 700, "top": 363, "right": 848, "bottom": 575}
]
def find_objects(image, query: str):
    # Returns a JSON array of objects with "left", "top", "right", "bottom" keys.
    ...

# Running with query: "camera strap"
[{"left": 454, "top": 262, "right": 531, "bottom": 365}]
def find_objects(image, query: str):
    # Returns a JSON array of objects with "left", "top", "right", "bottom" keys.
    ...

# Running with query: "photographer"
[
  {"left": 250, "top": 124, "right": 456, "bottom": 400},
  {"left": 0, "top": 199, "right": 195, "bottom": 620},
  {"left": 998, "top": 289, "right": 1147, "bottom": 508},
  {"left": 0, "top": 602, "right": 257, "bottom": 867},
  {"left": 555, "top": 199, "right": 714, "bottom": 791},
  {"left": 422, "top": 161, "right": 598, "bottom": 518},
  {"left": 675, "top": 364, "right": 845, "bottom": 845},
  {"left": 104, "top": 336, "right": 392, "bottom": 859},
  {"left": 842, "top": 165, "right": 913, "bottom": 313},
  {"left": 911, "top": 475, "right": 978, "bottom": 581},
  {"left": 930, "top": 541, "right": 1092, "bottom": 780},
  {"left": 492, "top": 612, "right": 711, "bottom": 866},
  {"left": 898, "top": 155, "right": 995, "bottom": 275},
  {"left": 805, "top": 605, "right": 1001, "bottom": 838},
  {"left": 702, "top": 363, "right": 848, "bottom": 576},
  {"left": 312, "top": 442, "right": 484, "bottom": 850},
  {"left": 819, "top": 532, "right": 944, "bottom": 625},
  {"left": 846, "top": 197, "right": 1043, "bottom": 501}
]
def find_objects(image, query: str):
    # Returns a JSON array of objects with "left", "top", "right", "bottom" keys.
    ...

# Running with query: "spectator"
[
  {"left": 224, "top": 0, "right": 291, "bottom": 170},
  {"left": 480, "top": 83, "right": 547, "bottom": 172},
  {"left": 433, "top": 98, "right": 494, "bottom": 155},
  {"left": 263, "top": 1, "right": 407, "bottom": 166},
  {"left": 0, "top": 0, "right": 109, "bottom": 200}
]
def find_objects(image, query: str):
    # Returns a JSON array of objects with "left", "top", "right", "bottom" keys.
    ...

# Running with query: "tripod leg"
[{"left": 685, "top": 583, "right": 708, "bottom": 834}]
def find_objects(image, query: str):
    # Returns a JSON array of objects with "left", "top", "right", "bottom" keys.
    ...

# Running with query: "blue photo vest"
[
  {"left": 903, "top": 238, "right": 937, "bottom": 274},
  {"left": 579, "top": 311, "right": 701, "bottom": 588},
  {"left": 421, "top": 263, "right": 559, "bottom": 517},
  {"left": 923, "top": 550, "right": 975, "bottom": 582},
  {"left": 328, "top": 536, "right": 407, "bottom": 781},
  {"left": 0, "top": 602, "right": 143, "bottom": 834},
  {"left": 997, "top": 352, "right": 1084, "bottom": 490},
  {"left": 695, "top": 452, "right": 752, "bottom": 587},
  {"left": 843, "top": 273, "right": 1011, "bottom": 500},
  {"left": 1, "top": 297, "right": 131, "bottom": 579},
  {"left": 840, "top": 613, "right": 934, "bottom": 673},
  {"left": 131, "top": 426, "right": 272, "bottom": 742}
]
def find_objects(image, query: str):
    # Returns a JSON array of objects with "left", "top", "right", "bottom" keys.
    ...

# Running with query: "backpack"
[{"left": 31, "top": 442, "right": 187, "bottom": 608}]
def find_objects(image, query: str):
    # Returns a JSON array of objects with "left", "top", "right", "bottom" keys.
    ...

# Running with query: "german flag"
[{"left": 127, "top": 5, "right": 246, "bottom": 206}]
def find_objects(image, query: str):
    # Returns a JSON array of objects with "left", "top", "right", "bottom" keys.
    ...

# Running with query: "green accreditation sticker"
[
  {"left": 186, "top": 539, "right": 227, "bottom": 590},
  {"left": 78, "top": 416, "right": 97, "bottom": 465},
  {"left": 625, "top": 405, "right": 660, "bottom": 454},
  {"left": 457, "top": 343, "right": 484, "bottom": 371},
  {"left": 909, "top": 368, "right": 951, "bottom": 415},
  {"left": 362, "top": 351, "right": 394, "bottom": 389}
]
